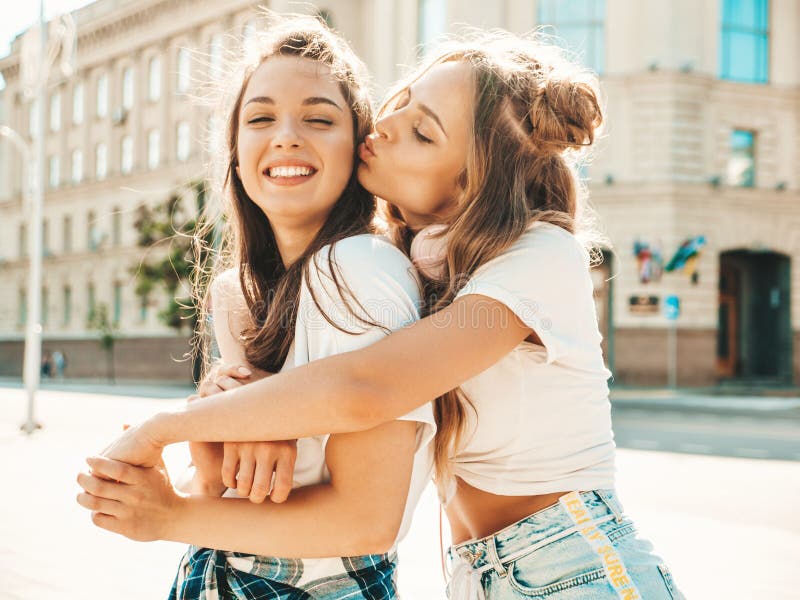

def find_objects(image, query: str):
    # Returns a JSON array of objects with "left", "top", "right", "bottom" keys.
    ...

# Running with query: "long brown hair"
[
  {"left": 378, "top": 31, "right": 606, "bottom": 498},
  {"left": 193, "top": 14, "right": 376, "bottom": 377}
]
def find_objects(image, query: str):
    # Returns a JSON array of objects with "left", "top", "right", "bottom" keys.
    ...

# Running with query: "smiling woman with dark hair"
[{"left": 76, "top": 15, "right": 434, "bottom": 600}]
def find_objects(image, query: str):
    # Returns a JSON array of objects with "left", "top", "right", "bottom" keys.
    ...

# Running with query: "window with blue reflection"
[
  {"left": 726, "top": 129, "right": 756, "bottom": 187},
  {"left": 418, "top": 0, "right": 447, "bottom": 54},
  {"left": 537, "top": 0, "right": 605, "bottom": 75},
  {"left": 720, "top": 0, "right": 769, "bottom": 83}
]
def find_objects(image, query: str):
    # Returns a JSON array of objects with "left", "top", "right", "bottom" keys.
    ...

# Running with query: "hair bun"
[{"left": 527, "top": 75, "right": 602, "bottom": 156}]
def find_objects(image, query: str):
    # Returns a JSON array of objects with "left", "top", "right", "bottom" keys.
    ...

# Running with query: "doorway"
[{"left": 717, "top": 250, "right": 792, "bottom": 383}]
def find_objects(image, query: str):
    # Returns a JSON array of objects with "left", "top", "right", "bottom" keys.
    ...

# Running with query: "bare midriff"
[{"left": 445, "top": 476, "right": 569, "bottom": 544}]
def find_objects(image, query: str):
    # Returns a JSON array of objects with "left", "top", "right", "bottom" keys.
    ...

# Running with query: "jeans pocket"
[{"left": 508, "top": 569, "right": 606, "bottom": 598}]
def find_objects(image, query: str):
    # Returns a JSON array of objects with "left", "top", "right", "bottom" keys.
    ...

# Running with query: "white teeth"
[{"left": 268, "top": 166, "right": 314, "bottom": 178}]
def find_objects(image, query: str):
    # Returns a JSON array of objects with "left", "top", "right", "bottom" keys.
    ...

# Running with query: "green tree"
[
  {"left": 87, "top": 303, "right": 117, "bottom": 383},
  {"left": 130, "top": 180, "right": 211, "bottom": 380}
]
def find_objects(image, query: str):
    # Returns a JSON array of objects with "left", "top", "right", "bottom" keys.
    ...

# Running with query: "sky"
[{"left": 0, "top": 0, "right": 95, "bottom": 87}]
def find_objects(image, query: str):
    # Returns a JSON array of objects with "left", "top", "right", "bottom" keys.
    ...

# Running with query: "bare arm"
[
  {"left": 148, "top": 295, "right": 531, "bottom": 445},
  {"left": 82, "top": 418, "right": 416, "bottom": 556}
]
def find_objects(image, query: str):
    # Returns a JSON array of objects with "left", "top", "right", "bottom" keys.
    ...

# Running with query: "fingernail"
[{"left": 238, "top": 367, "right": 252, "bottom": 376}]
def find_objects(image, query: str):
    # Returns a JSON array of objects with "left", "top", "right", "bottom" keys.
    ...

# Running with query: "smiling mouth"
[{"left": 263, "top": 165, "right": 318, "bottom": 186}]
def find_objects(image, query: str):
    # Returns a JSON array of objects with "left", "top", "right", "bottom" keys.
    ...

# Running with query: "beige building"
[{"left": 1, "top": 0, "right": 799, "bottom": 386}]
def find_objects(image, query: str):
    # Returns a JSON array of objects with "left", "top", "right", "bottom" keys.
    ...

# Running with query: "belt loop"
[
  {"left": 486, "top": 535, "right": 507, "bottom": 579},
  {"left": 595, "top": 490, "right": 624, "bottom": 524}
]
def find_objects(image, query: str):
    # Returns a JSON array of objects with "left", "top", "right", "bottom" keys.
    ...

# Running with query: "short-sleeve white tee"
[
  {"left": 451, "top": 221, "right": 615, "bottom": 497},
  {"left": 221, "top": 234, "right": 435, "bottom": 549}
]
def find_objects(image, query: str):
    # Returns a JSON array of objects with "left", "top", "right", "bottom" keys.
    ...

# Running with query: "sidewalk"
[{"left": 2, "top": 384, "right": 799, "bottom": 599}]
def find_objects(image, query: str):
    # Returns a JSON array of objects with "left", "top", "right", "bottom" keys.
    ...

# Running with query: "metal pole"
[
  {"left": 21, "top": 0, "right": 47, "bottom": 434},
  {"left": 667, "top": 319, "right": 677, "bottom": 389}
]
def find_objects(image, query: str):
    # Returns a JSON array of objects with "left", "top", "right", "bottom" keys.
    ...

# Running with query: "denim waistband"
[{"left": 449, "top": 490, "right": 625, "bottom": 572}]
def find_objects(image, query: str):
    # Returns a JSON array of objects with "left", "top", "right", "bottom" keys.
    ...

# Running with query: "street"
[
  {"left": 612, "top": 403, "right": 800, "bottom": 461},
  {"left": 1, "top": 384, "right": 799, "bottom": 599}
]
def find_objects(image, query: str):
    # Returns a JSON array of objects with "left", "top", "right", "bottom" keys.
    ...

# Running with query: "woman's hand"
[
  {"left": 100, "top": 420, "right": 166, "bottom": 468},
  {"left": 189, "top": 362, "right": 254, "bottom": 492},
  {"left": 76, "top": 456, "right": 184, "bottom": 542},
  {"left": 194, "top": 362, "right": 298, "bottom": 503},
  {"left": 222, "top": 439, "right": 297, "bottom": 503}
]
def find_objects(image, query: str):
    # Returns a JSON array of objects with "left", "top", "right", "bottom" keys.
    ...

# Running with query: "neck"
[{"left": 272, "top": 224, "right": 322, "bottom": 269}]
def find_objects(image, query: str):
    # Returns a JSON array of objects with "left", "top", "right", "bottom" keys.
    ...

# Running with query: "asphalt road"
[{"left": 612, "top": 405, "right": 800, "bottom": 461}]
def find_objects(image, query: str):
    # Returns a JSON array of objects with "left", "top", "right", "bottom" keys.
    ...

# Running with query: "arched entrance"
[{"left": 717, "top": 250, "right": 792, "bottom": 383}]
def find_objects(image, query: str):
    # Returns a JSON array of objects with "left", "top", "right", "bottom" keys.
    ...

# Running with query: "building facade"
[{"left": 1, "top": 0, "right": 798, "bottom": 386}]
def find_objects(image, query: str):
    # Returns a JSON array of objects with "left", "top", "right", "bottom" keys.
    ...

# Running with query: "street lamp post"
[{"left": 5, "top": 1, "right": 75, "bottom": 434}]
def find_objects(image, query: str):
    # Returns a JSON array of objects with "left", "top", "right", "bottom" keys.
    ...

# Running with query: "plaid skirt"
[{"left": 168, "top": 545, "right": 399, "bottom": 600}]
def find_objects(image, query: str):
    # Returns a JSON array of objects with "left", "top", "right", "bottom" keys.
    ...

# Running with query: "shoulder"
[
  {"left": 481, "top": 222, "right": 588, "bottom": 277},
  {"left": 320, "top": 234, "right": 414, "bottom": 272},
  {"left": 312, "top": 234, "right": 420, "bottom": 292},
  {"left": 210, "top": 268, "right": 246, "bottom": 311}
]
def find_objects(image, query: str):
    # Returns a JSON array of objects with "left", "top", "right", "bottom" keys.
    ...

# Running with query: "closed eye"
[
  {"left": 248, "top": 117, "right": 274, "bottom": 124},
  {"left": 307, "top": 118, "right": 333, "bottom": 125},
  {"left": 414, "top": 127, "right": 433, "bottom": 144}
]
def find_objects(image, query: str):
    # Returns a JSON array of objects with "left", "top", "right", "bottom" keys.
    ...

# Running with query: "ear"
[{"left": 235, "top": 164, "right": 241, "bottom": 179}]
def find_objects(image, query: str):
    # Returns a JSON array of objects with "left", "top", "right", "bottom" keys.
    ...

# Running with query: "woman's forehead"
[{"left": 245, "top": 55, "right": 343, "bottom": 100}]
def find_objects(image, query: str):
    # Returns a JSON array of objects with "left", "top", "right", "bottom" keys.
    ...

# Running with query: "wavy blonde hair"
[{"left": 377, "top": 31, "right": 606, "bottom": 499}]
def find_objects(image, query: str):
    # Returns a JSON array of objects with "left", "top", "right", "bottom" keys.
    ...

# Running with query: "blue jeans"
[{"left": 447, "top": 490, "right": 683, "bottom": 599}]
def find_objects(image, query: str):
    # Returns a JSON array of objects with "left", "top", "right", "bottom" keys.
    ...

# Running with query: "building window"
[
  {"left": 63, "top": 285, "right": 72, "bottom": 326},
  {"left": 49, "top": 92, "right": 61, "bottom": 132},
  {"left": 113, "top": 282, "right": 122, "bottom": 325},
  {"left": 29, "top": 99, "right": 39, "bottom": 138},
  {"left": 48, "top": 155, "right": 60, "bottom": 189},
  {"left": 42, "top": 287, "right": 49, "bottom": 326},
  {"left": 87, "top": 210, "right": 97, "bottom": 251},
  {"left": 209, "top": 34, "right": 224, "bottom": 80},
  {"left": 242, "top": 20, "right": 257, "bottom": 48},
  {"left": 19, "top": 223, "right": 27, "bottom": 258},
  {"left": 95, "top": 143, "right": 107, "bottom": 180},
  {"left": 538, "top": 0, "right": 606, "bottom": 74},
  {"left": 177, "top": 47, "right": 191, "bottom": 94},
  {"left": 63, "top": 215, "right": 72, "bottom": 253},
  {"left": 112, "top": 209, "right": 121, "bottom": 246},
  {"left": 96, "top": 73, "right": 108, "bottom": 118},
  {"left": 72, "top": 83, "right": 84, "bottom": 125},
  {"left": 18, "top": 289, "right": 27, "bottom": 327},
  {"left": 139, "top": 292, "right": 148, "bottom": 322},
  {"left": 122, "top": 66, "right": 134, "bottom": 110},
  {"left": 148, "top": 129, "right": 160, "bottom": 169},
  {"left": 176, "top": 121, "right": 190, "bottom": 162},
  {"left": 87, "top": 282, "right": 96, "bottom": 323},
  {"left": 42, "top": 219, "right": 50, "bottom": 255},
  {"left": 720, "top": 0, "right": 769, "bottom": 83},
  {"left": 727, "top": 129, "right": 756, "bottom": 187},
  {"left": 71, "top": 149, "right": 83, "bottom": 184},
  {"left": 148, "top": 56, "right": 161, "bottom": 101},
  {"left": 121, "top": 136, "right": 133, "bottom": 175},
  {"left": 418, "top": 0, "right": 447, "bottom": 52}
]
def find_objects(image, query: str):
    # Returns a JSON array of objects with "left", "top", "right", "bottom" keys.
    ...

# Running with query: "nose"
[
  {"left": 271, "top": 119, "right": 304, "bottom": 149},
  {"left": 374, "top": 113, "right": 395, "bottom": 141}
]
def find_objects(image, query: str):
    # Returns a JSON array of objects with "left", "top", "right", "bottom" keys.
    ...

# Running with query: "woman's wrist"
[
  {"left": 145, "top": 410, "right": 183, "bottom": 447},
  {"left": 164, "top": 490, "right": 192, "bottom": 542}
]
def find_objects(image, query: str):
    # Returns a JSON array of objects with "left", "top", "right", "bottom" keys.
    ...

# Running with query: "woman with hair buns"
[{"left": 82, "top": 30, "right": 683, "bottom": 600}]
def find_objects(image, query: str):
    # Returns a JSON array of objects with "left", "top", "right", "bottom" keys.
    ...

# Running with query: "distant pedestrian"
[
  {"left": 40, "top": 352, "right": 52, "bottom": 379},
  {"left": 52, "top": 350, "right": 66, "bottom": 380}
]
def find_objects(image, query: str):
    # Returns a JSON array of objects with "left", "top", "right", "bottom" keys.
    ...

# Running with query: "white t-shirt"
[
  {"left": 221, "top": 234, "right": 435, "bottom": 548},
  {"left": 451, "top": 221, "right": 615, "bottom": 497}
]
